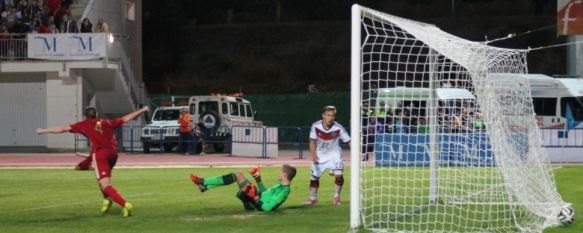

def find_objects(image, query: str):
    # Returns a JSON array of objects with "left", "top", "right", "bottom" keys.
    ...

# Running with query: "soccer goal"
[{"left": 350, "top": 4, "right": 567, "bottom": 233}]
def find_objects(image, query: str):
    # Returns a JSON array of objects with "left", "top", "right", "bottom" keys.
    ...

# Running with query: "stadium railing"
[
  {"left": 0, "top": 34, "right": 27, "bottom": 59},
  {"left": 72, "top": 126, "right": 583, "bottom": 157},
  {"left": 540, "top": 128, "right": 583, "bottom": 148}
]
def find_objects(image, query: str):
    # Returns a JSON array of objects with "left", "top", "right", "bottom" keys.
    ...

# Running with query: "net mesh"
[{"left": 357, "top": 6, "right": 565, "bottom": 233}]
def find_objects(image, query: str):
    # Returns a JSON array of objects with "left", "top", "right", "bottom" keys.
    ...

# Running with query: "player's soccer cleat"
[
  {"left": 101, "top": 199, "right": 113, "bottom": 214},
  {"left": 190, "top": 174, "right": 207, "bottom": 192},
  {"left": 304, "top": 197, "right": 318, "bottom": 205},
  {"left": 249, "top": 166, "right": 261, "bottom": 178},
  {"left": 333, "top": 196, "right": 341, "bottom": 205},
  {"left": 122, "top": 202, "right": 133, "bottom": 217}
]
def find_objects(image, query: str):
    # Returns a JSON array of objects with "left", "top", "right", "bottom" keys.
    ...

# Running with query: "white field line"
[{"left": 0, "top": 160, "right": 314, "bottom": 169}]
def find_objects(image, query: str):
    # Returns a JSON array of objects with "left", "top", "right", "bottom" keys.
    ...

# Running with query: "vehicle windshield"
[{"left": 153, "top": 109, "right": 180, "bottom": 121}]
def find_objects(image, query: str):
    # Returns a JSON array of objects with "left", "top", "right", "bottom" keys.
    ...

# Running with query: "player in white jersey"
[{"left": 304, "top": 106, "right": 351, "bottom": 206}]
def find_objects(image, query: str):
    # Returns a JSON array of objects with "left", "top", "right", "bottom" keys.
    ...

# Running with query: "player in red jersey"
[{"left": 36, "top": 106, "right": 149, "bottom": 217}]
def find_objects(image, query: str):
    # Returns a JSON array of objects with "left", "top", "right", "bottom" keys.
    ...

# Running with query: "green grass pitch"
[{"left": 0, "top": 166, "right": 580, "bottom": 233}]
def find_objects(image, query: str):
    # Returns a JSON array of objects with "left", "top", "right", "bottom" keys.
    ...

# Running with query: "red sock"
[
  {"left": 101, "top": 190, "right": 108, "bottom": 199},
  {"left": 103, "top": 186, "right": 126, "bottom": 207}
]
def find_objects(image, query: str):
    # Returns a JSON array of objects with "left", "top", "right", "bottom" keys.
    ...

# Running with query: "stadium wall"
[{"left": 245, "top": 92, "right": 350, "bottom": 127}]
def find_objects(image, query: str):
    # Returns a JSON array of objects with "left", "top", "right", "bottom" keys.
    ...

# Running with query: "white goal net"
[{"left": 350, "top": 5, "right": 567, "bottom": 233}]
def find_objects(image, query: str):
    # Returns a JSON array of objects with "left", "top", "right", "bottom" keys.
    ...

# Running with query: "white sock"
[{"left": 310, "top": 187, "right": 318, "bottom": 199}]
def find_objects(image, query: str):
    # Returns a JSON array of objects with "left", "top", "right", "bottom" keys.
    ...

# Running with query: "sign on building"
[
  {"left": 558, "top": 0, "right": 583, "bottom": 35},
  {"left": 27, "top": 33, "right": 107, "bottom": 60}
]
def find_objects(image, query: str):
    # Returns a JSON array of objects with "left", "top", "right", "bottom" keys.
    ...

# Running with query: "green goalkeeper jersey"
[{"left": 257, "top": 183, "right": 291, "bottom": 212}]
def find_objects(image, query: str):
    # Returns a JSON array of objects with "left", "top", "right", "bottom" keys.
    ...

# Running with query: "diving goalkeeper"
[{"left": 190, "top": 164, "right": 296, "bottom": 212}]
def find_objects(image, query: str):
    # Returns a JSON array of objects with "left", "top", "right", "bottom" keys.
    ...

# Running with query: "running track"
[{"left": 0, "top": 152, "right": 352, "bottom": 168}]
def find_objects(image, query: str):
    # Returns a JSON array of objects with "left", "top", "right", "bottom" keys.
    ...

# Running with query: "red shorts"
[{"left": 93, "top": 148, "right": 118, "bottom": 180}]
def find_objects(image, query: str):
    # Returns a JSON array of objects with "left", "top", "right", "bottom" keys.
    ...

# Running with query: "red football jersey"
[{"left": 70, "top": 118, "right": 124, "bottom": 151}]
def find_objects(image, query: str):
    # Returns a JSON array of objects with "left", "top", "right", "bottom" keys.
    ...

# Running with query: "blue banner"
[{"left": 374, "top": 133, "right": 495, "bottom": 167}]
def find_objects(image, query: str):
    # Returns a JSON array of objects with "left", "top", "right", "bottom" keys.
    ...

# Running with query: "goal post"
[
  {"left": 349, "top": 3, "right": 362, "bottom": 230},
  {"left": 350, "top": 4, "right": 568, "bottom": 232}
]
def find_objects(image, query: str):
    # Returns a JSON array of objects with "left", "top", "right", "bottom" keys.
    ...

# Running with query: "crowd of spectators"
[
  {"left": 0, "top": 0, "right": 108, "bottom": 35},
  {"left": 362, "top": 99, "right": 484, "bottom": 136}
]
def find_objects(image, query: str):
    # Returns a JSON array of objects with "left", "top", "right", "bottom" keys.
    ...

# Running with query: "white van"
[
  {"left": 373, "top": 87, "right": 476, "bottom": 132},
  {"left": 490, "top": 73, "right": 583, "bottom": 129},
  {"left": 527, "top": 74, "right": 583, "bottom": 130},
  {"left": 376, "top": 87, "right": 475, "bottom": 109}
]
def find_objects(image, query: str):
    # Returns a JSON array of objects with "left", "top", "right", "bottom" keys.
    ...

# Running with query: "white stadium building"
[{"left": 0, "top": 0, "right": 147, "bottom": 150}]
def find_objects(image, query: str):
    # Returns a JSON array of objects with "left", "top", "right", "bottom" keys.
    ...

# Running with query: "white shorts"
[{"left": 311, "top": 158, "right": 344, "bottom": 178}]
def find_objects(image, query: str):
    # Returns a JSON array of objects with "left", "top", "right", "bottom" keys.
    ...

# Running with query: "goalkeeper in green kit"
[{"left": 190, "top": 164, "right": 296, "bottom": 212}]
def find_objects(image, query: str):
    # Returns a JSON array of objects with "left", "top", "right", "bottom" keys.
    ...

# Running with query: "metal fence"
[
  {"left": 73, "top": 126, "right": 583, "bottom": 158},
  {"left": 0, "top": 34, "right": 27, "bottom": 59}
]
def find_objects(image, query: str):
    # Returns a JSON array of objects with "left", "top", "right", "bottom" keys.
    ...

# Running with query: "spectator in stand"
[
  {"left": 28, "top": 0, "right": 41, "bottom": 21},
  {"left": 61, "top": 0, "right": 72, "bottom": 9},
  {"left": 18, "top": 0, "right": 28, "bottom": 9},
  {"left": 94, "top": 17, "right": 108, "bottom": 33},
  {"left": 11, "top": 19, "right": 30, "bottom": 34},
  {"left": 38, "top": 4, "right": 49, "bottom": 27},
  {"left": 48, "top": 22, "right": 58, "bottom": 33},
  {"left": 10, "top": 19, "right": 28, "bottom": 57},
  {"left": 37, "top": 0, "right": 44, "bottom": 10},
  {"left": 0, "top": 24, "right": 7, "bottom": 58},
  {"left": 0, "top": 4, "right": 4, "bottom": 22},
  {"left": 13, "top": 2, "right": 22, "bottom": 21},
  {"left": 17, "top": 0, "right": 29, "bottom": 22},
  {"left": 393, "top": 108, "right": 405, "bottom": 134},
  {"left": 2, "top": 4, "right": 16, "bottom": 29},
  {"left": 61, "top": 13, "right": 77, "bottom": 33},
  {"left": 36, "top": 20, "right": 48, "bottom": 33},
  {"left": 362, "top": 114, "right": 383, "bottom": 161},
  {"left": 403, "top": 102, "right": 418, "bottom": 134},
  {"left": 54, "top": 4, "right": 68, "bottom": 31},
  {"left": 48, "top": 16, "right": 58, "bottom": 33},
  {"left": 79, "top": 17, "right": 91, "bottom": 32},
  {"left": 47, "top": 0, "right": 60, "bottom": 14}
]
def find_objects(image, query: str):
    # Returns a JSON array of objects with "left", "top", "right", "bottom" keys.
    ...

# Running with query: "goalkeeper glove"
[
  {"left": 249, "top": 166, "right": 262, "bottom": 183},
  {"left": 241, "top": 183, "right": 260, "bottom": 201}
]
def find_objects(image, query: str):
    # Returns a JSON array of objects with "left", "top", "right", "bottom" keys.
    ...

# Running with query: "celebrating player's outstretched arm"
[
  {"left": 121, "top": 106, "right": 150, "bottom": 123},
  {"left": 36, "top": 126, "right": 71, "bottom": 134},
  {"left": 36, "top": 106, "right": 149, "bottom": 135}
]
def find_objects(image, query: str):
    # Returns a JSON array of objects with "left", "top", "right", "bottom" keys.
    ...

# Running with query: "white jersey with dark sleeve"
[{"left": 309, "top": 120, "right": 351, "bottom": 162}]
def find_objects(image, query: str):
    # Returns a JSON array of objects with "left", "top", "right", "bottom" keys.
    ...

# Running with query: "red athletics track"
[{"left": 0, "top": 151, "right": 352, "bottom": 168}]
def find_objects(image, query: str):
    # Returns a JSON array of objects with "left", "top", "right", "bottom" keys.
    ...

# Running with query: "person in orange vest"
[{"left": 178, "top": 108, "right": 195, "bottom": 155}]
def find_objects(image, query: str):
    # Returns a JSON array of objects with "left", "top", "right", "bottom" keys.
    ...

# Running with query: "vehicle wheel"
[
  {"left": 164, "top": 144, "right": 173, "bottom": 152},
  {"left": 143, "top": 143, "right": 150, "bottom": 153},
  {"left": 199, "top": 110, "right": 221, "bottom": 131},
  {"left": 213, "top": 143, "right": 225, "bottom": 153},
  {"left": 196, "top": 142, "right": 203, "bottom": 154}
]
